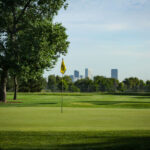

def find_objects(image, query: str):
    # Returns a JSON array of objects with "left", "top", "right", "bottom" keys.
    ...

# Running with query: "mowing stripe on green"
[{"left": 0, "top": 107, "right": 150, "bottom": 131}]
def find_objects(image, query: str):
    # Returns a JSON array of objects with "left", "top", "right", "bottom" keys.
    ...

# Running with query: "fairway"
[
  {"left": 0, "top": 93, "right": 150, "bottom": 149},
  {"left": 1, "top": 107, "right": 150, "bottom": 131}
]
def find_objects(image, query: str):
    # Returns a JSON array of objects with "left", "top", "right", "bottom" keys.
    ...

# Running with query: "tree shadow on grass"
[
  {"left": 132, "top": 97, "right": 150, "bottom": 99},
  {"left": 1, "top": 131, "right": 150, "bottom": 150},
  {"left": 58, "top": 137, "right": 150, "bottom": 150},
  {"left": 2, "top": 136, "right": 150, "bottom": 150},
  {"left": 38, "top": 102, "right": 57, "bottom": 105},
  {"left": 80, "top": 101, "right": 150, "bottom": 106}
]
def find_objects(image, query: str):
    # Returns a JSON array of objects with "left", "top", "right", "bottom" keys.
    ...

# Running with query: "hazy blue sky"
[{"left": 44, "top": 0, "right": 150, "bottom": 81}]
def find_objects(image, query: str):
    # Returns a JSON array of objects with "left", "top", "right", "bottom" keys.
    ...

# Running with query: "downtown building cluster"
[
  {"left": 69, "top": 68, "right": 118, "bottom": 82},
  {"left": 70, "top": 68, "right": 92, "bottom": 82}
]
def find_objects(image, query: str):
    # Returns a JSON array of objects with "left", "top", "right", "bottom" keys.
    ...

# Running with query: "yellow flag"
[{"left": 60, "top": 58, "right": 66, "bottom": 74}]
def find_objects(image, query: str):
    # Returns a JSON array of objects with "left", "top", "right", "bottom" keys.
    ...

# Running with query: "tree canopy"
[{"left": 0, "top": 0, "right": 69, "bottom": 102}]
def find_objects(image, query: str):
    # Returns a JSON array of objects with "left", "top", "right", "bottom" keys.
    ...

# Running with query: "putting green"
[
  {"left": 0, "top": 107, "right": 150, "bottom": 131},
  {"left": 1, "top": 94, "right": 150, "bottom": 149}
]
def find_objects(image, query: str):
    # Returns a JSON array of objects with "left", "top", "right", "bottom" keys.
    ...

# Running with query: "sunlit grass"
[
  {"left": 0, "top": 93, "right": 150, "bottom": 149},
  {"left": 0, "top": 92, "right": 150, "bottom": 108}
]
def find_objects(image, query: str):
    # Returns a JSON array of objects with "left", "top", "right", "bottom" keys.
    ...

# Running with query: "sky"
[{"left": 44, "top": 0, "right": 150, "bottom": 81}]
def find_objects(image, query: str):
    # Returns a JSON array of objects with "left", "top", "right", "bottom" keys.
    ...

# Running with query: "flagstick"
[{"left": 61, "top": 73, "right": 63, "bottom": 113}]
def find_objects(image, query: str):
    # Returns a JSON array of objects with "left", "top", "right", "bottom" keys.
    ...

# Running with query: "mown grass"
[
  {"left": 0, "top": 92, "right": 150, "bottom": 108},
  {"left": 0, "top": 130, "right": 150, "bottom": 150},
  {"left": 1, "top": 107, "right": 150, "bottom": 131},
  {"left": 0, "top": 93, "right": 150, "bottom": 149}
]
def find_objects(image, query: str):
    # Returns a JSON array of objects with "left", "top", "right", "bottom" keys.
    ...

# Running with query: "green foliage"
[
  {"left": 123, "top": 77, "right": 145, "bottom": 92},
  {"left": 0, "top": 0, "right": 69, "bottom": 101},
  {"left": 146, "top": 81, "right": 150, "bottom": 92},
  {"left": 93, "top": 76, "right": 119, "bottom": 92},
  {"left": 0, "top": 0, "right": 69, "bottom": 69},
  {"left": 6, "top": 75, "right": 47, "bottom": 92},
  {"left": 68, "top": 83, "right": 80, "bottom": 92},
  {"left": 18, "top": 76, "right": 47, "bottom": 92},
  {"left": 6, "top": 74, "right": 150, "bottom": 93},
  {"left": 75, "top": 78, "right": 95, "bottom": 92},
  {"left": 63, "top": 75, "right": 72, "bottom": 84},
  {"left": 117, "top": 82, "right": 125, "bottom": 92},
  {"left": 6, "top": 75, "right": 14, "bottom": 92},
  {"left": 47, "top": 75, "right": 57, "bottom": 91},
  {"left": 47, "top": 75, "right": 80, "bottom": 92},
  {"left": 57, "top": 79, "right": 69, "bottom": 91},
  {"left": 46, "top": 75, "right": 150, "bottom": 93}
]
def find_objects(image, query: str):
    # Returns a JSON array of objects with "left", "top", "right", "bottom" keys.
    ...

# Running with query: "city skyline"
[
  {"left": 69, "top": 68, "right": 92, "bottom": 82},
  {"left": 44, "top": 0, "right": 150, "bottom": 81},
  {"left": 46, "top": 68, "right": 120, "bottom": 81},
  {"left": 44, "top": 64, "right": 148, "bottom": 81}
]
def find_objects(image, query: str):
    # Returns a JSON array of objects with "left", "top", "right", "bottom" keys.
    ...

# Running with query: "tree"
[
  {"left": 57, "top": 79, "right": 68, "bottom": 92},
  {"left": 18, "top": 75, "right": 47, "bottom": 92},
  {"left": 75, "top": 78, "right": 95, "bottom": 92},
  {"left": 13, "top": 21, "right": 69, "bottom": 99},
  {"left": 47, "top": 75, "right": 80, "bottom": 92},
  {"left": 117, "top": 82, "right": 125, "bottom": 92},
  {"left": 63, "top": 75, "right": 72, "bottom": 84},
  {"left": 68, "top": 83, "right": 80, "bottom": 92},
  {"left": 48, "top": 75, "right": 57, "bottom": 92},
  {"left": 123, "top": 77, "right": 144, "bottom": 92},
  {"left": 139, "top": 80, "right": 145, "bottom": 92},
  {"left": 6, "top": 75, "right": 14, "bottom": 92},
  {"left": 146, "top": 80, "right": 150, "bottom": 92},
  {"left": 0, "top": 0, "right": 69, "bottom": 102},
  {"left": 94, "top": 76, "right": 106, "bottom": 92},
  {"left": 56, "top": 76, "right": 72, "bottom": 92},
  {"left": 62, "top": 75, "right": 80, "bottom": 92},
  {"left": 93, "top": 76, "right": 119, "bottom": 92}
]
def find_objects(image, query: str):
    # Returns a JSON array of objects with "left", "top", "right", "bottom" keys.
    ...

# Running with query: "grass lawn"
[{"left": 0, "top": 93, "right": 150, "bottom": 149}]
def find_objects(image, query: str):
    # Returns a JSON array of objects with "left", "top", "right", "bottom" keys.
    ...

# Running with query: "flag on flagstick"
[
  {"left": 60, "top": 58, "right": 66, "bottom": 113},
  {"left": 60, "top": 58, "right": 66, "bottom": 74}
]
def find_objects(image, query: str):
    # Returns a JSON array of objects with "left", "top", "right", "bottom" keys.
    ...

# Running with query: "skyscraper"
[
  {"left": 111, "top": 69, "right": 118, "bottom": 80},
  {"left": 74, "top": 70, "right": 79, "bottom": 78},
  {"left": 85, "top": 68, "right": 92, "bottom": 79}
]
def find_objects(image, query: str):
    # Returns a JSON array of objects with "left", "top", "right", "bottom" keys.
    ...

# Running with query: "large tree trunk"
[
  {"left": 13, "top": 76, "right": 18, "bottom": 100},
  {"left": 0, "top": 69, "right": 8, "bottom": 103}
]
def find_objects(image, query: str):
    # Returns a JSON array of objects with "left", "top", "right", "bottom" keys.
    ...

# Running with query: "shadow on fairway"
[
  {"left": 132, "top": 96, "right": 150, "bottom": 99},
  {"left": 1, "top": 136, "right": 150, "bottom": 150},
  {"left": 80, "top": 101, "right": 150, "bottom": 105},
  {"left": 1, "top": 131, "right": 150, "bottom": 150},
  {"left": 38, "top": 102, "right": 57, "bottom": 105},
  {"left": 78, "top": 100, "right": 150, "bottom": 108},
  {"left": 59, "top": 137, "right": 150, "bottom": 150}
]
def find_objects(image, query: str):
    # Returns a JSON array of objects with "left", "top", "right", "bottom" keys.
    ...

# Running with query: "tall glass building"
[
  {"left": 85, "top": 68, "right": 92, "bottom": 79},
  {"left": 111, "top": 69, "right": 118, "bottom": 80},
  {"left": 74, "top": 70, "right": 79, "bottom": 78}
]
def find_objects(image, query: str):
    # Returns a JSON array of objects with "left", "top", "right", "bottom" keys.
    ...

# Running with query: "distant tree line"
[
  {"left": 6, "top": 74, "right": 47, "bottom": 92},
  {"left": 6, "top": 75, "right": 150, "bottom": 93}
]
